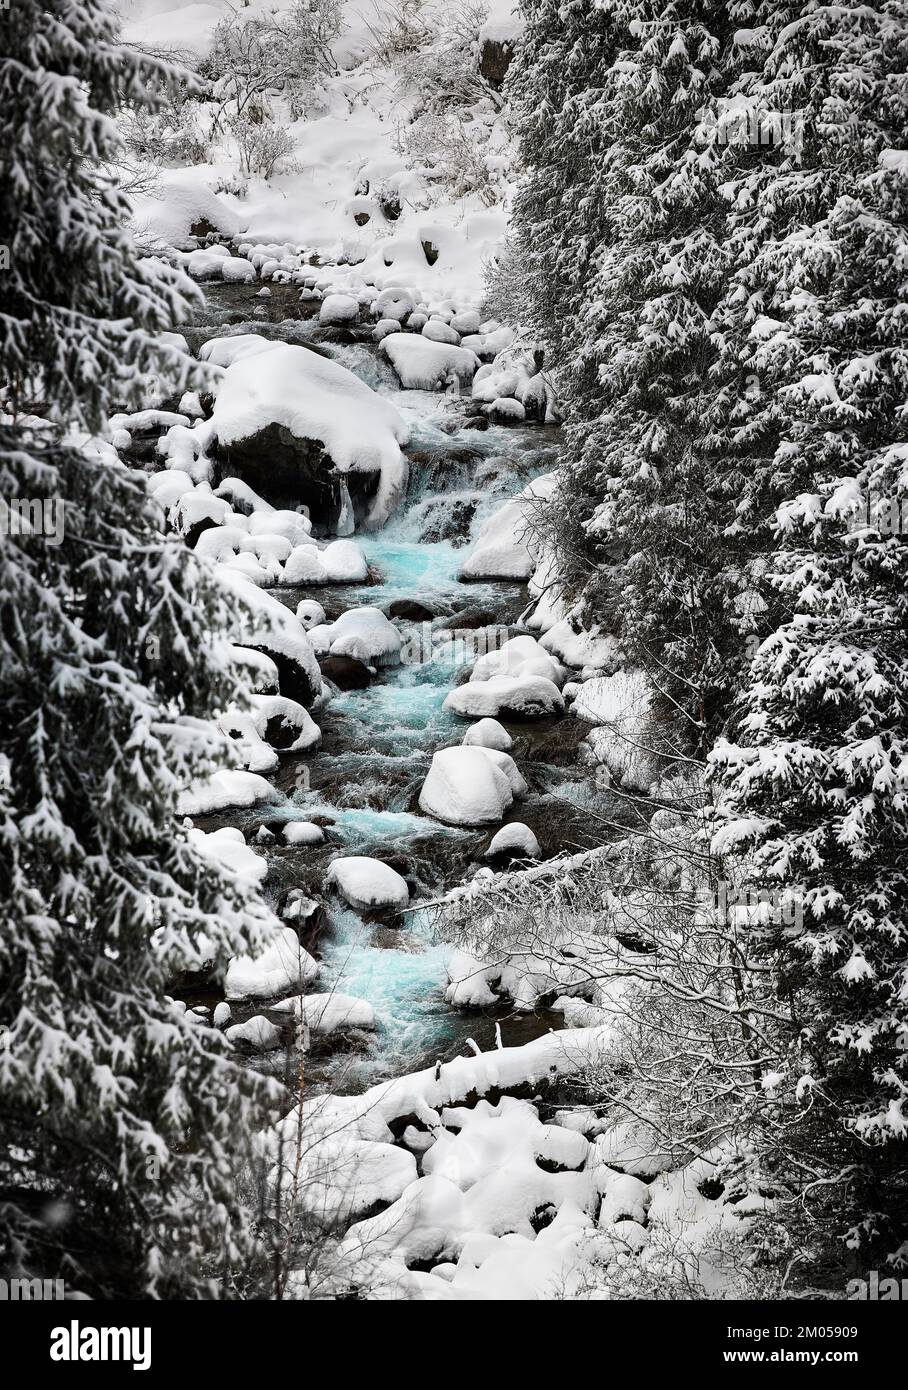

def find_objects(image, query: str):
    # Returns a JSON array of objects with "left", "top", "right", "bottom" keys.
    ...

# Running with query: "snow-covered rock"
[
  {"left": 319, "top": 293, "right": 360, "bottom": 325},
  {"left": 225, "top": 926, "right": 319, "bottom": 1001},
  {"left": 307, "top": 606, "right": 402, "bottom": 666},
  {"left": 326, "top": 856, "right": 410, "bottom": 912},
  {"left": 381, "top": 333, "right": 479, "bottom": 390},
  {"left": 485, "top": 822, "right": 540, "bottom": 860},
  {"left": 462, "top": 717, "right": 512, "bottom": 751},
  {"left": 177, "top": 769, "right": 276, "bottom": 816},
  {"left": 459, "top": 473, "right": 556, "bottom": 580},
  {"left": 226, "top": 1016, "right": 282, "bottom": 1051},
  {"left": 282, "top": 820, "right": 326, "bottom": 846},
  {"left": 273, "top": 992, "right": 376, "bottom": 1034},
  {"left": 471, "top": 634, "right": 565, "bottom": 687},
  {"left": 444, "top": 674, "right": 564, "bottom": 720},
  {"left": 419, "top": 745, "right": 526, "bottom": 826},
  {"left": 188, "top": 826, "right": 268, "bottom": 886},
  {"left": 295, "top": 599, "right": 327, "bottom": 628},
  {"left": 209, "top": 340, "right": 409, "bottom": 528},
  {"left": 284, "top": 537, "right": 369, "bottom": 585}
]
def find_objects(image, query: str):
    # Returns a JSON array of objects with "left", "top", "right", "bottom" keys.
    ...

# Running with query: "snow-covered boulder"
[
  {"left": 327, "top": 856, "right": 411, "bottom": 912},
  {"left": 282, "top": 820, "right": 326, "bottom": 845},
  {"left": 307, "top": 607, "right": 401, "bottom": 666},
  {"left": 188, "top": 826, "right": 268, "bottom": 886},
  {"left": 295, "top": 599, "right": 327, "bottom": 628},
  {"left": 485, "top": 397, "right": 525, "bottom": 424},
  {"left": 471, "top": 634, "right": 565, "bottom": 687},
  {"left": 217, "top": 565, "right": 323, "bottom": 707},
  {"left": 459, "top": 473, "right": 556, "bottom": 580},
  {"left": 209, "top": 340, "right": 409, "bottom": 529},
  {"left": 423, "top": 319, "right": 461, "bottom": 345},
  {"left": 273, "top": 992, "right": 376, "bottom": 1034},
  {"left": 319, "top": 293, "right": 360, "bottom": 325},
  {"left": 226, "top": 1016, "right": 282, "bottom": 1051},
  {"left": 419, "top": 746, "right": 526, "bottom": 826},
  {"left": 225, "top": 925, "right": 319, "bottom": 1001},
  {"left": 177, "top": 769, "right": 276, "bottom": 816},
  {"left": 462, "top": 717, "right": 512, "bottom": 751},
  {"left": 372, "top": 287, "right": 415, "bottom": 322},
  {"left": 283, "top": 537, "right": 369, "bottom": 586},
  {"left": 381, "top": 333, "right": 479, "bottom": 390},
  {"left": 444, "top": 675, "right": 564, "bottom": 721},
  {"left": 485, "top": 823, "right": 540, "bottom": 860}
]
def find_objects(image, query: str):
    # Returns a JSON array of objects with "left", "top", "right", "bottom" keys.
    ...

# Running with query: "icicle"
[{"left": 335, "top": 479, "right": 355, "bottom": 536}]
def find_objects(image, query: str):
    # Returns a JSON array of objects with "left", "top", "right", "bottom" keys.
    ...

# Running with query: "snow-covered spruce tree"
[
  {"left": 0, "top": 0, "right": 281, "bottom": 1296},
  {"left": 506, "top": 2, "right": 812, "bottom": 752},
  {"left": 710, "top": 2, "right": 908, "bottom": 1272}
]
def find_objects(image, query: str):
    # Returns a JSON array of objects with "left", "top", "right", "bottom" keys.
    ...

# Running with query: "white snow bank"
[{"left": 572, "top": 669, "right": 656, "bottom": 793}]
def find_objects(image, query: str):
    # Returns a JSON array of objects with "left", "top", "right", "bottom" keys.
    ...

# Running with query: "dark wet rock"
[
  {"left": 319, "top": 654, "right": 373, "bottom": 689},
  {"left": 422, "top": 239, "right": 439, "bottom": 266},
  {"left": 184, "top": 514, "right": 219, "bottom": 548},
  {"left": 388, "top": 598, "right": 436, "bottom": 622},
  {"left": 461, "top": 415, "right": 490, "bottom": 431},
  {"left": 245, "top": 641, "right": 320, "bottom": 707},
  {"left": 440, "top": 606, "right": 499, "bottom": 631},
  {"left": 479, "top": 36, "right": 516, "bottom": 87}
]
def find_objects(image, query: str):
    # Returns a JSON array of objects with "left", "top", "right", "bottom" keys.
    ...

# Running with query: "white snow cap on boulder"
[
  {"left": 226, "top": 1016, "right": 282, "bottom": 1051},
  {"left": 459, "top": 473, "right": 556, "bottom": 580},
  {"left": 284, "top": 537, "right": 369, "bottom": 585},
  {"left": 485, "top": 822, "right": 541, "bottom": 859},
  {"left": 462, "top": 717, "right": 512, "bottom": 751},
  {"left": 381, "top": 333, "right": 479, "bottom": 390},
  {"left": 273, "top": 992, "right": 376, "bottom": 1034},
  {"left": 327, "top": 856, "right": 410, "bottom": 912},
  {"left": 319, "top": 293, "right": 360, "bottom": 325},
  {"left": 210, "top": 341, "right": 410, "bottom": 528},
  {"left": 419, "top": 745, "right": 526, "bottom": 826},
  {"left": 295, "top": 599, "right": 327, "bottom": 628},
  {"left": 225, "top": 925, "right": 319, "bottom": 1001},
  {"left": 307, "top": 606, "right": 402, "bottom": 666},
  {"left": 471, "top": 634, "right": 565, "bottom": 687},
  {"left": 444, "top": 674, "right": 564, "bottom": 720}
]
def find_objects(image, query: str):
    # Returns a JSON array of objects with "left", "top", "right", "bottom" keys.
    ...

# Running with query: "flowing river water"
[{"left": 177, "top": 277, "right": 629, "bottom": 1095}]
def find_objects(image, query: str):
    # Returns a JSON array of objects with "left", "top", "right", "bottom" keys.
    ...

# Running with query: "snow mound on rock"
[
  {"left": 381, "top": 333, "right": 479, "bottom": 390},
  {"left": 459, "top": 473, "right": 556, "bottom": 580},
  {"left": 226, "top": 925, "right": 319, "bottom": 1001},
  {"left": 211, "top": 342, "right": 410, "bottom": 527},
  {"left": 444, "top": 674, "right": 564, "bottom": 720},
  {"left": 462, "top": 717, "right": 512, "bottom": 751},
  {"left": 419, "top": 746, "right": 526, "bottom": 826},
  {"left": 327, "top": 856, "right": 410, "bottom": 911},
  {"left": 485, "top": 822, "right": 540, "bottom": 859},
  {"left": 308, "top": 606, "right": 402, "bottom": 666}
]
